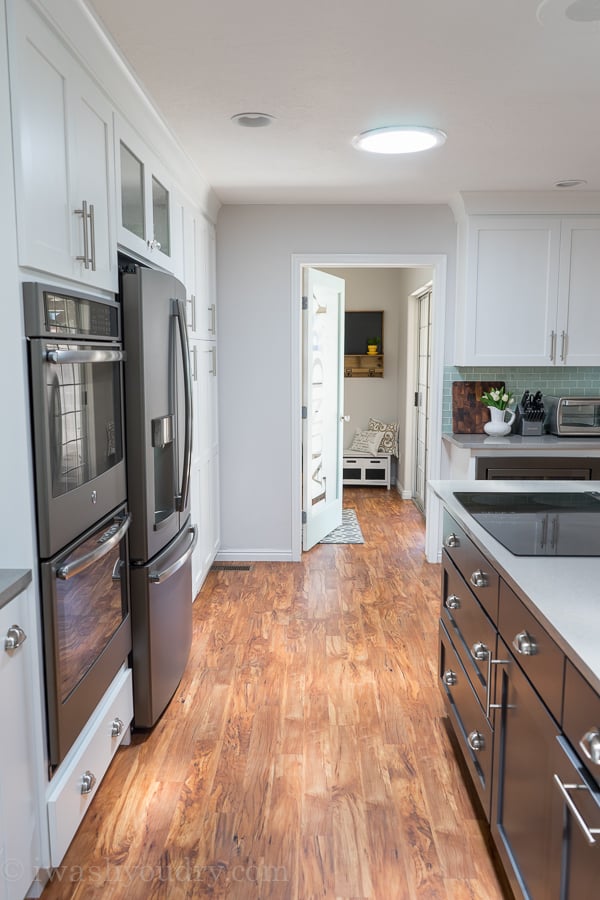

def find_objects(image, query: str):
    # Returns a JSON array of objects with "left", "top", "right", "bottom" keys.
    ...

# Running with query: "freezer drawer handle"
[
  {"left": 148, "top": 525, "right": 198, "bottom": 584},
  {"left": 553, "top": 774, "right": 600, "bottom": 846},
  {"left": 56, "top": 514, "right": 132, "bottom": 580}
]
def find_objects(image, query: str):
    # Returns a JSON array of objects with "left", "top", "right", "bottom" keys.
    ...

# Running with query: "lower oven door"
[
  {"left": 553, "top": 735, "right": 600, "bottom": 896},
  {"left": 40, "top": 505, "right": 132, "bottom": 766}
]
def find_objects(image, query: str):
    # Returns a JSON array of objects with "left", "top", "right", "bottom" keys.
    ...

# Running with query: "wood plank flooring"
[{"left": 40, "top": 489, "right": 510, "bottom": 899}]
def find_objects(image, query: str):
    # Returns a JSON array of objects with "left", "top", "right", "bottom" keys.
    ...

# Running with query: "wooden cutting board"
[{"left": 452, "top": 381, "right": 504, "bottom": 434}]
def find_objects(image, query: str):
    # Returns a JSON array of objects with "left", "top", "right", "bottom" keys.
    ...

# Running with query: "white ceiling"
[{"left": 86, "top": 0, "right": 600, "bottom": 206}]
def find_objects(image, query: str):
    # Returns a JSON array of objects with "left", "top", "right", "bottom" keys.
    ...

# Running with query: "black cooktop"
[{"left": 453, "top": 491, "right": 600, "bottom": 556}]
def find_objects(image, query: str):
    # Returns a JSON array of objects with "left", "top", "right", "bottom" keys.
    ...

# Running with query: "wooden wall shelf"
[{"left": 344, "top": 354, "right": 384, "bottom": 378}]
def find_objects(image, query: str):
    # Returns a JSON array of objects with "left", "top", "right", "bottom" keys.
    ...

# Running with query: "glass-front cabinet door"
[{"left": 115, "top": 115, "right": 173, "bottom": 269}]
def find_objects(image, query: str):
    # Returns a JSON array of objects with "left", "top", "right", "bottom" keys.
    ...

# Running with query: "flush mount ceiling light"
[
  {"left": 352, "top": 125, "right": 447, "bottom": 154},
  {"left": 537, "top": 0, "right": 600, "bottom": 24},
  {"left": 231, "top": 112, "right": 275, "bottom": 128},
  {"left": 554, "top": 178, "right": 588, "bottom": 187}
]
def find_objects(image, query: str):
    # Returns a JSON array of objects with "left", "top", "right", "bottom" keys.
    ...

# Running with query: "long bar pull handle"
[
  {"left": 149, "top": 525, "right": 198, "bottom": 583},
  {"left": 75, "top": 199, "right": 90, "bottom": 268},
  {"left": 209, "top": 303, "right": 216, "bottom": 335},
  {"left": 211, "top": 345, "right": 217, "bottom": 376},
  {"left": 191, "top": 345, "right": 198, "bottom": 381},
  {"left": 550, "top": 330, "right": 556, "bottom": 362},
  {"left": 175, "top": 299, "right": 193, "bottom": 512},
  {"left": 89, "top": 203, "right": 96, "bottom": 271},
  {"left": 553, "top": 774, "right": 600, "bottom": 845},
  {"left": 56, "top": 514, "right": 132, "bottom": 580},
  {"left": 560, "top": 330, "right": 567, "bottom": 362},
  {"left": 46, "top": 349, "right": 127, "bottom": 365}
]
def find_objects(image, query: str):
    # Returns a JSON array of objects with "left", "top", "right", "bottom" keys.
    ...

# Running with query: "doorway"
[
  {"left": 413, "top": 285, "right": 433, "bottom": 515},
  {"left": 292, "top": 254, "right": 447, "bottom": 563}
]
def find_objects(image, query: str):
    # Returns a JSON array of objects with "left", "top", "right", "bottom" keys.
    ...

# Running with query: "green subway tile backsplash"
[{"left": 442, "top": 366, "right": 600, "bottom": 432}]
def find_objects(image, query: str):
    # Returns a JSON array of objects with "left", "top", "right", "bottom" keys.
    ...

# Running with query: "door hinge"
[
  {"left": 301, "top": 406, "right": 307, "bottom": 419},
  {"left": 302, "top": 295, "right": 308, "bottom": 310},
  {"left": 414, "top": 391, "right": 420, "bottom": 407},
  {"left": 302, "top": 511, "right": 307, "bottom": 524}
]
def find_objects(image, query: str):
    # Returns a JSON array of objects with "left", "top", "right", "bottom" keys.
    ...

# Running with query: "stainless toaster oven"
[{"left": 544, "top": 396, "right": 600, "bottom": 436}]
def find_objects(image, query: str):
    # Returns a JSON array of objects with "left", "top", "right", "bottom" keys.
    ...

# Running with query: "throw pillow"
[
  {"left": 368, "top": 418, "right": 399, "bottom": 456},
  {"left": 348, "top": 429, "right": 383, "bottom": 455}
]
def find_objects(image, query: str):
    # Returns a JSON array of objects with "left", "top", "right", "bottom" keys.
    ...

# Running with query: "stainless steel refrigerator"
[{"left": 121, "top": 264, "right": 197, "bottom": 727}]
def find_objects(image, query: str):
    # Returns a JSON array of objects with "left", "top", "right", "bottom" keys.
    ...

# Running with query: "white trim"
[
  {"left": 291, "top": 253, "right": 447, "bottom": 564},
  {"left": 216, "top": 549, "right": 294, "bottom": 563}
]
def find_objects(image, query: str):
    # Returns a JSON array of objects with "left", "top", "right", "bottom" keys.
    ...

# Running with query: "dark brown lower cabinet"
[{"left": 491, "top": 638, "right": 563, "bottom": 899}]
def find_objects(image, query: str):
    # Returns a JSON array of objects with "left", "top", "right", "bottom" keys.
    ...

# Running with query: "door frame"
[{"left": 291, "top": 253, "right": 447, "bottom": 563}]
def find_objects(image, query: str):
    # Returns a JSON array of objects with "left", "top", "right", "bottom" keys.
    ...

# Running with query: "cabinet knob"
[
  {"left": 442, "top": 669, "right": 457, "bottom": 687},
  {"left": 580, "top": 729, "right": 600, "bottom": 766},
  {"left": 147, "top": 238, "right": 161, "bottom": 251},
  {"left": 467, "top": 730, "right": 485, "bottom": 752},
  {"left": 4, "top": 624, "right": 27, "bottom": 652},
  {"left": 470, "top": 641, "right": 490, "bottom": 662},
  {"left": 111, "top": 717, "right": 125, "bottom": 738},
  {"left": 512, "top": 630, "right": 538, "bottom": 656},
  {"left": 80, "top": 770, "right": 97, "bottom": 795},
  {"left": 470, "top": 570, "right": 488, "bottom": 589},
  {"left": 445, "top": 533, "right": 460, "bottom": 549},
  {"left": 444, "top": 594, "right": 461, "bottom": 611}
]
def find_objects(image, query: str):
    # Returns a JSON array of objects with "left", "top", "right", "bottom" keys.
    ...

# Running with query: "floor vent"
[{"left": 210, "top": 563, "right": 253, "bottom": 572}]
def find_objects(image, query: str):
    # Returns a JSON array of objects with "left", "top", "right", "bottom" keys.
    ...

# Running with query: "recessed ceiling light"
[
  {"left": 554, "top": 178, "right": 588, "bottom": 187},
  {"left": 352, "top": 125, "right": 447, "bottom": 154},
  {"left": 566, "top": 0, "right": 600, "bottom": 22},
  {"left": 231, "top": 112, "right": 275, "bottom": 128}
]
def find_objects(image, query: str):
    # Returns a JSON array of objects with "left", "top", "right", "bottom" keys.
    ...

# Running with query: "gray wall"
[{"left": 216, "top": 204, "right": 456, "bottom": 557}]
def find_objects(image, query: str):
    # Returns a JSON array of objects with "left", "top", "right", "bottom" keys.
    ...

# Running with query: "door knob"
[{"left": 340, "top": 415, "right": 350, "bottom": 422}]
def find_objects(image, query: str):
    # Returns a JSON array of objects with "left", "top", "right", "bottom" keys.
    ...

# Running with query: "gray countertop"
[
  {"left": 430, "top": 479, "right": 600, "bottom": 693},
  {"left": 443, "top": 433, "right": 600, "bottom": 453},
  {"left": 0, "top": 569, "right": 32, "bottom": 611}
]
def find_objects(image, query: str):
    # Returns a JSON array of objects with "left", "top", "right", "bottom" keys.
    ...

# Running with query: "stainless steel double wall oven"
[{"left": 24, "top": 282, "right": 131, "bottom": 767}]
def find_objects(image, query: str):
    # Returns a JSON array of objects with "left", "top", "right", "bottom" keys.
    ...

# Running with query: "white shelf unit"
[{"left": 342, "top": 453, "right": 391, "bottom": 489}]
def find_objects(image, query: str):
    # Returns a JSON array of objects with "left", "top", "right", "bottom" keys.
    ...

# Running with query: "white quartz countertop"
[
  {"left": 429, "top": 479, "right": 600, "bottom": 692},
  {"left": 443, "top": 433, "right": 600, "bottom": 453}
]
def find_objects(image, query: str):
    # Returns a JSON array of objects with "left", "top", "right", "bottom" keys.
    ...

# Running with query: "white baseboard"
[
  {"left": 395, "top": 481, "right": 413, "bottom": 500},
  {"left": 215, "top": 549, "right": 294, "bottom": 562}
]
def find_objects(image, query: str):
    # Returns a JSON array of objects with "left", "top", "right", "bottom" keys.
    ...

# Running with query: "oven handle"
[
  {"left": 56, "top": 514, "right": 132, "bottom": 581},
  {"left": 46, "top": 349, "right": 127, "bottom": 364},
  {"left": 149, "top": 525, "right": 197, "bottom": 584}
]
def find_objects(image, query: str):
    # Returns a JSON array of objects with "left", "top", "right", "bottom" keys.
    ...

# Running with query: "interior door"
[
  {"left": 302, "top": 268, "right": 345, "bottom": 550},
  {"left": 413, "top": 288, "right": 432, "bottom": 514}
]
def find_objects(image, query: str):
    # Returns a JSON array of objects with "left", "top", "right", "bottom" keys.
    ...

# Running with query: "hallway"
[{"left": 40, "top": 489, "right": 508, "bottom": 899}]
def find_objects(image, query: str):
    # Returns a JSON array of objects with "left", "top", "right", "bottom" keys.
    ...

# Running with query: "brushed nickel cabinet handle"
[
  {"left": 445, "top": 533, "right": 460, "bottom": 549},
  {"left": 580, "top": 729, "right": 600, "bottom": 766},
  {"left": 442, "top": 669, "right": 457, "bottom": 686},
  {"left": 553, "top": 774, "right": 600, "bottom": 845},
  {"left": 467, "top": 731, "right": 485, "bottom": 752},
  {"left": 111, "top": 717, "right": 125, "bottom": 738},
  {"left": 81, "top": 770, "right": 97, "bottom": 795},
  {"left": 470, "top": 570, "right": 488, "bottom": 589},
  {"left": 470, "top": 641, "right": 489, "bottom": 661},
  {"left": 444, "top": 594, "right": 461, "bottom": 610},
  {"left": 549, "top": 330, "right": 556, "bottom": 362},
  {"left": 75, "top": 199, "right": 90, "bottom": 269},
  {"left": 512, "top": 630, "right": 538, "bottom": 656},
  {"left": 5, "top": 624, "right": 27, "bottom": 651}
]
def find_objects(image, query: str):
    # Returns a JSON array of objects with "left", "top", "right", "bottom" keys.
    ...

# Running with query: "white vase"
[{"left": 484, "top": 406, "right": 515, "bottom": 437}]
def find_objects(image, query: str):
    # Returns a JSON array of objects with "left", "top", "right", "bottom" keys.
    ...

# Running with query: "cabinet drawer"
[
  {"left": 439, "top": 621, "right": 493, "bottom": 819},
  {"left": 442, "top": 512, "right": 499, "bottom": 621},
  {"left": 47, "top": 668, "right": 133, "bottom": 866},
  {"left": 498, "top": 580, "right": 564, "bottom": 723},
  {"left": 563, "top": 661, "right": 600, "bottom": 788},
  {"left": 441, "top": 552, "right": 496, "bottom": 712}
]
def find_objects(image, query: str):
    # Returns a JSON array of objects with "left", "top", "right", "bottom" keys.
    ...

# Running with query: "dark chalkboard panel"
[{"left": 344, "top": 311, "right": 383, "bottom": 354}]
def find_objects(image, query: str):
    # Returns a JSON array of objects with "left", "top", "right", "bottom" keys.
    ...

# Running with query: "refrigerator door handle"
[
  {"left": 148, "top": 525, "right": 198, "bottom": 584},
  {"left": 174, "top": 299, "right": 193, "bottom": 512}
]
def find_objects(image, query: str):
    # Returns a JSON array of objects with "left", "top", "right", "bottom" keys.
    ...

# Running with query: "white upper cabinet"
[
  {"left": 115, "top": 115, "right": 176, "bottom": 272},
  {"left": 556, "top": 217, "right": 600, "bottom": 365},
  {"left": 456, "top": 214, "right": 600, "bottom": 366},
  {"left": 186, "top": 215, "right": 217, "bottom": 340},
  {"left": 10, "top": 1, "right": 117, "bottom": 291}
]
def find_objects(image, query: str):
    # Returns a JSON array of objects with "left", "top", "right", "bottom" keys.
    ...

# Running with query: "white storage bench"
[{"left": 342, "top": 452, "right": 391, "bottom": 489}]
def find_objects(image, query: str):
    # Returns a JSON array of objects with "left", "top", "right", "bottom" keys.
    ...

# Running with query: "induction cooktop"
[{"left": 453, "top": 491, "right": 600, "bottom": 556}]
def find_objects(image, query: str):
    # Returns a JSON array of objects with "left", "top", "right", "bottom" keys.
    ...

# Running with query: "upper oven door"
[{"left": 29, "top": 338, "right": 127, "bottom": 557}]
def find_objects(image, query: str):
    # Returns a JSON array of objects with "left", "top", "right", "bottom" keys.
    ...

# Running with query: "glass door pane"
[
  {"left": 120, "top": 142, "right": 145, "bottom": 240},
  {"left": 152, "top": 176, "right": 170, "bottom": 256}
]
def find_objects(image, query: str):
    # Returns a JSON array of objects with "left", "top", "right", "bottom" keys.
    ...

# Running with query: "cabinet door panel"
[
  {"left": 491, "top": 639, "right": 562, "bottom": 899},
  {"left": 12, "top": 12, "right": 72, "bottom": 277},
  {"left": 463, "top": 216, "right": 561, "bottom": 365},
  {"left": 558, "top": 218, "right": 600, "bottom": 365}
]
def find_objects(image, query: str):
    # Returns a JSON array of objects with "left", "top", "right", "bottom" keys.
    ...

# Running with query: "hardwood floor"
[{"left": 41, "top": 489, "right": 510, "bottom": 899}]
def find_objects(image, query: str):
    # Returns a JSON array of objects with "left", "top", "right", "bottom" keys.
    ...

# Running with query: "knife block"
[{"left": 515, "top": 403, "right": 545, "bottom": 435}]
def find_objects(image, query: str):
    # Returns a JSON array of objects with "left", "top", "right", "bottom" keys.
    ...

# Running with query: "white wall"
[{"left": 216, "top": 205, "right": 456, "bottom": 557}]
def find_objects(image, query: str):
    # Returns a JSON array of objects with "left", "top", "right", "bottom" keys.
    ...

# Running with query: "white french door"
[{"left": 302, "top": 268, "right": 345, "bottom": 550}]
